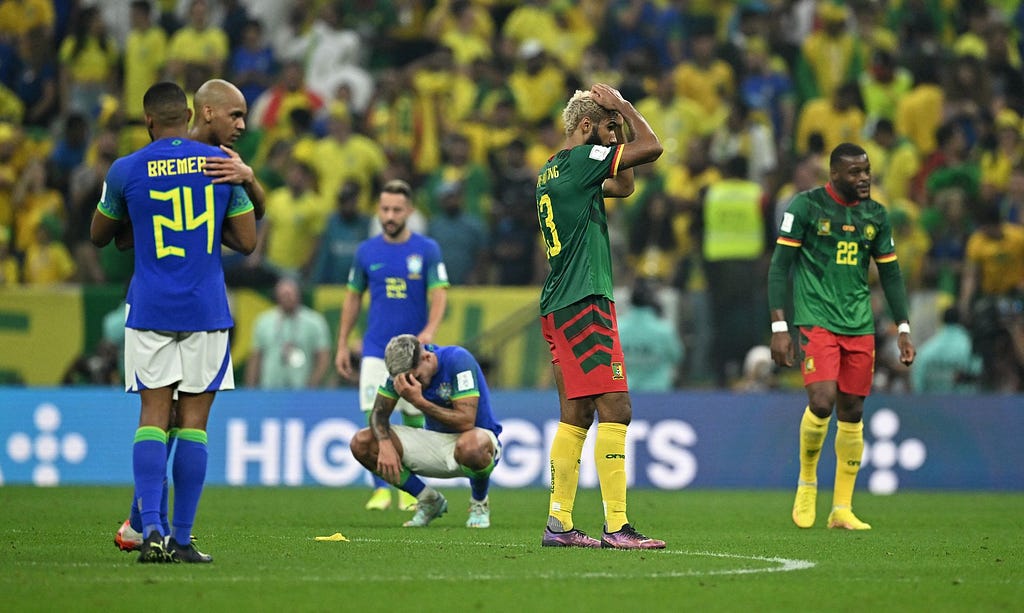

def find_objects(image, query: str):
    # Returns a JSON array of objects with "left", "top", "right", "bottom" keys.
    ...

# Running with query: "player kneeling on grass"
[{"left": 350, "top": 334, "right": 502, "bottom": 528}]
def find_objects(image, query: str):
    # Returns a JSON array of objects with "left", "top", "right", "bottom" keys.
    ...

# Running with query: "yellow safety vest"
[{"left": 702, "top": 179, "right": 765, "bottom": 261}]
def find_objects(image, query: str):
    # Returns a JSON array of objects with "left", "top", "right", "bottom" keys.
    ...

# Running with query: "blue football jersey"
[
  {"left": 381, "top": 345, "right": 501, "bottom": 437},
  {"left": 97, "top": 137, "right": 253, "bottom": 331},
  {"left": 348, "top": 233, "right": 449, "bottom": 358}
]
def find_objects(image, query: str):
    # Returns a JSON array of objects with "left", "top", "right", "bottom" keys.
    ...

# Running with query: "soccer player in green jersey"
[
  {"left": 536, "top": 83, "right": 666, "bottom": 549},
  {"left": 767, "top": 142, "right": 916, "bottom": 530}
]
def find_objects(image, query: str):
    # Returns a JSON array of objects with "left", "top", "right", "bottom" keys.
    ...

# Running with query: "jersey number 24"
[{"left": 149, "top": 185, "right": 216, "bottom": 259}]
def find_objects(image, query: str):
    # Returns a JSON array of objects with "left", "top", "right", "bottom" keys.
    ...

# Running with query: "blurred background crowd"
[{"left": 1, "top": 0, "right": 1023, "bottom": 393}]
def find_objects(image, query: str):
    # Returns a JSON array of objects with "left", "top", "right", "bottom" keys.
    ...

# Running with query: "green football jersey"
[
  {"left": 536, "top": 143, "right": 623, "bottom": 315},
  {"left": 776, "top": 185, "right": 898, "bottom": 335}
]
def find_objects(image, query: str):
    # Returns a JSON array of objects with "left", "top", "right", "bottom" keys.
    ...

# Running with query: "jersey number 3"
[
  {"left": 835, "top": 240, "right": 859, "bottom": 266},
  {"left": 538, "top": 194, "right": 562, "bottom": 258},
  {"left": 150, "top": 185, "right": 216, "bottom": 259}
]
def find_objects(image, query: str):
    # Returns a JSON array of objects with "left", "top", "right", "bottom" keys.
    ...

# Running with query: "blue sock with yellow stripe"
[
  {"left": 171, "top": 428, "right": 208, "bottom": 545},
  {"left": 133, "top": 426, "right": 168, "bottom": 537}
]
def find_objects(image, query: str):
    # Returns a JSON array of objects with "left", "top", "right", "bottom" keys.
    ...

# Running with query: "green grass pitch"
[{"left": 1, "top": 486, "right": 1021, "bottom": 612}]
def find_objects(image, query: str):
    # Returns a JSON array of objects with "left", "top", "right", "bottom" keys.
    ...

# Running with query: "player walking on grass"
[
  {"left": 114, "top": 78, "right": 267, "bottom": 553},
  {"left": 768, "top": 142, "right": 915, "bottom": 531},
  {"left": 349, "top": 334, "right": 501, "bottom": 528},
  {"left": 92, "top": 82, "right": 256, "bottom": 563},
  {"left": 336, "top": 180, "right": 449, "bottom": 513},
  {"left": 536, "top": 83, "right": 666, "bottom": 550}
]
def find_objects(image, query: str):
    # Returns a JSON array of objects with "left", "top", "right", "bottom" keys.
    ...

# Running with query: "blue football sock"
[
  {"left": 128, "top": 491, "right": 142, "bottom": 532},
  {"left": 461, "top": 459, "right": 495, "bottom": 501},
  {"left": 470, "top": 476, "right": 490, "bottom": 501},
  {"left": 133, "top": 426, "right": 168, "bottom": 536},
  {"left": 397, "top": 468, "right": 426, "bottom": 497},
  {"left": 161, "top": 428, "right": 178, "bottom": 534},
  {"left": 171, "top": 429, "right": 208, "bottom": 545},
  {"left": 372, "top": 472, "right": 390, "bottom": 489}
]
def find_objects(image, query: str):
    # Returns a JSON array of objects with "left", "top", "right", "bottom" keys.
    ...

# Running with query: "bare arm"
[
  {"left": 335, "top": 289, "right": 364, "bottom": 379},
  {"left": 418, "top": 286, "right": 448, "bottom": 344},
  {"left": 89, "top": 209, "right": 123, "bottom": 248},
  {"left": 222, "top": 210, "right": 257, "bottom": 254},
  {"left": 958, "top": 260, "right": 979, "bottom": 326},
  {"left": 369, "top": 392, "right": 402, "bottom": 483},
  {"left": 393, "top": 372, "right": 478, "bottom": 432},
  {"left": 244, "top": 349, "right": 261, "bottom": 387},
  {"left": 590, "top": 83, "right": 663, "bottom": 196},
  {"left": 308, "top": 348, "right": 330, "bottom": 388}
]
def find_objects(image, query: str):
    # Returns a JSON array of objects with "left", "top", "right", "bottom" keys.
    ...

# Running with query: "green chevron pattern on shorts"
[
  {"left": 579, "top": 349, "right": 613, "bottom": 373},
  {"left": 552, "top": 296, "right": 613, "bottom": 329}
]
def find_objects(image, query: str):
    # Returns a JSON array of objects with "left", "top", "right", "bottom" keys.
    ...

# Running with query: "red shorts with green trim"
[
  {"left": 541, "top": 296, "right": 628, "bottom": 399},
  {"left": 798, "top": 326, "right": 875, "bottom": 396}
]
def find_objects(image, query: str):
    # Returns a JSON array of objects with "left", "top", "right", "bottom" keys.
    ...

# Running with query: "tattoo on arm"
[{"left": 370, "top": 396, "right": 393, "bottom": 440}]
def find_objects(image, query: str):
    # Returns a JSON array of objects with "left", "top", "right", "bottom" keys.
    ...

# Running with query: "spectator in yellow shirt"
[
  {"left": 671, "top": 18, "right": 734, "bottom": 116},
  {"left": 123, "top": 1, "right": 167, "bottom": 122},
  {"left": 59, "top": 6, "right": 119, "bottom": 119},
  {"left": 303, "top": 104, "right": 387, "bottom": 215},
  {"left": 22, "top": 215, "right": 75, "bottom": 285},
  {"left": 795, "top": 2, "right": 863, "bottom": 105},
  {"left": 0, "top": 0, "right": 53, "bottom": 39},
  {"left": 795, "top": 81, "right": 865, "bottom": 156},
  {"left": 166, "top": 0, "right": 229, "bottom": 86},
  {"left": 980, "top": 109, "right": 1023, "bottom": 201},
  {"left": 257, "top": 159, "right": 329, "bottom": 277},
  {"left": 895, "top": 61, "right": 945, "bottom": 156},
  {"left": 508, "top": 41, "right": 566, "bottom": 128}
]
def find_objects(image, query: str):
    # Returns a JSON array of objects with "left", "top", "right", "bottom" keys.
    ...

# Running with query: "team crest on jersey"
[
  {"left": 804, "top": 356, "right": 815, "bottom": 374},
  {"left": 864, "top": 224, "right": 877, "bottom": 240},
  {"left": 816, "top": 219, "right": 831, "bottom": 235},
  {"left": 437, "top": 381, "right": 452, "bottom": 401},
  {"left": 406, "top": 254, "right": 423, "bottom": 279},
  {"left": 611, "top": 362, "right": 624, "bottom": 380}
]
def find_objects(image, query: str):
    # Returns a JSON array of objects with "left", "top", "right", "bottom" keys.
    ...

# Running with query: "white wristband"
[
  {"left": 771, "top": 321, "right": 789, "bottom": 333},
  {"left": 897, "top": 322, "right": 911, "bottom": 335}
]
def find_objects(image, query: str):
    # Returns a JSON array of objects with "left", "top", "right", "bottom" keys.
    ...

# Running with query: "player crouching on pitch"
[{"left": 349, "top": 334, "right": 502, "bottom": 528}]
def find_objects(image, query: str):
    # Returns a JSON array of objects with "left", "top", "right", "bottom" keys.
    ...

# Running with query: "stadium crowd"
[{"left": 2, "top": 0, "right": 1023, "bottom": 392}]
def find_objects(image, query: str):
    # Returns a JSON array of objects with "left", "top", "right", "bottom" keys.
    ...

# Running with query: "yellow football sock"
[
  {"left": 595, "top": 422, "right": 629, "bottom": 533},
  {"left": 548, "top": 422, "right": 588, "bottom": 531},
  {"left": 799, "top": 406, "right": 830, "bottom": 484},
  {"left": 833, "top": 419, "right": 864, "bottom": 508}
]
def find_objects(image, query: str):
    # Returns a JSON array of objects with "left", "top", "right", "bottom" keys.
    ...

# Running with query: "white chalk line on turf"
[
  {"left": 341, "top": 538, "right": 817, "bottom": 579},
  {"left": 10, "top": 542, "right": 815, "bottom": 582}
]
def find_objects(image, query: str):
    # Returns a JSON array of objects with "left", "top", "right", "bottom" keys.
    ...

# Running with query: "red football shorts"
[
  {"left": 541, "top": 296, "right": 628, "bottom": 399},
  {"left": 798, "top": 326, "right": 875, "bottom": 396}
]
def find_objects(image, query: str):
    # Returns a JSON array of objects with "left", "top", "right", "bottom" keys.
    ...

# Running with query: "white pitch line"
[{"left": 7, "top": 541, "right": 816, "bottom": 583}]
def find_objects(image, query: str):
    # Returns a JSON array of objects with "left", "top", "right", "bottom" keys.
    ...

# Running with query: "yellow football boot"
[
  {"left": 792, "top": 482, "right": 817, "bottom": 528},
  {"left": 365, "top": 487, "right": 392, "bottom": 511},
  {"left": 827, "top": 506, "right": 872, "bottom": 530}
]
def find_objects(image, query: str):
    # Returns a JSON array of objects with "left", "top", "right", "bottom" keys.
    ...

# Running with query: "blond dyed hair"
[{"left": 561, "top": 89, "right": 612, "bottom": 136}]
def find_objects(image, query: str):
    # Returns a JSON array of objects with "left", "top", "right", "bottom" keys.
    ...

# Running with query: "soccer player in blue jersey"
[
  {"left": 91, "top": 81, "right": 257, "bottom": 563},
  {"left": 114, "top": 78, "right": 267, "bottom": 554},
  {"left": 336, "top": 179, "right": 450, "bottom": 512},
  {"left": 349, "top": 334, "right": 502, "bottom": 528}
]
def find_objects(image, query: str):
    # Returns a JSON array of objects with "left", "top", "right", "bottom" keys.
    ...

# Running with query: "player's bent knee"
[{"left": 349, "top": 428, "right": 374, "bottom": 457}]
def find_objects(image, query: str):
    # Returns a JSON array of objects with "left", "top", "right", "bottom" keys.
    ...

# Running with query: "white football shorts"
[
  {"left": 360, "top": 355, "right": 420, "bottom": 417},
  {"left": 124, "top": 328, "right": 235, "bottom": 394},
  {"left": 390, "top": 424, "right": 500, "bottom": 479}
]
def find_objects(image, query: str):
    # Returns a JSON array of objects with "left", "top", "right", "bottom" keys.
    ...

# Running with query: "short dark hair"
[
  {"left": 142, "top": 82, "right": 189, "bottom": 126},
  {"left": 830, "top": 143, "right": 867, "bottom": 169},
  {"left": 381, "top": 179, "right": 412, "bottom": 200}
]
